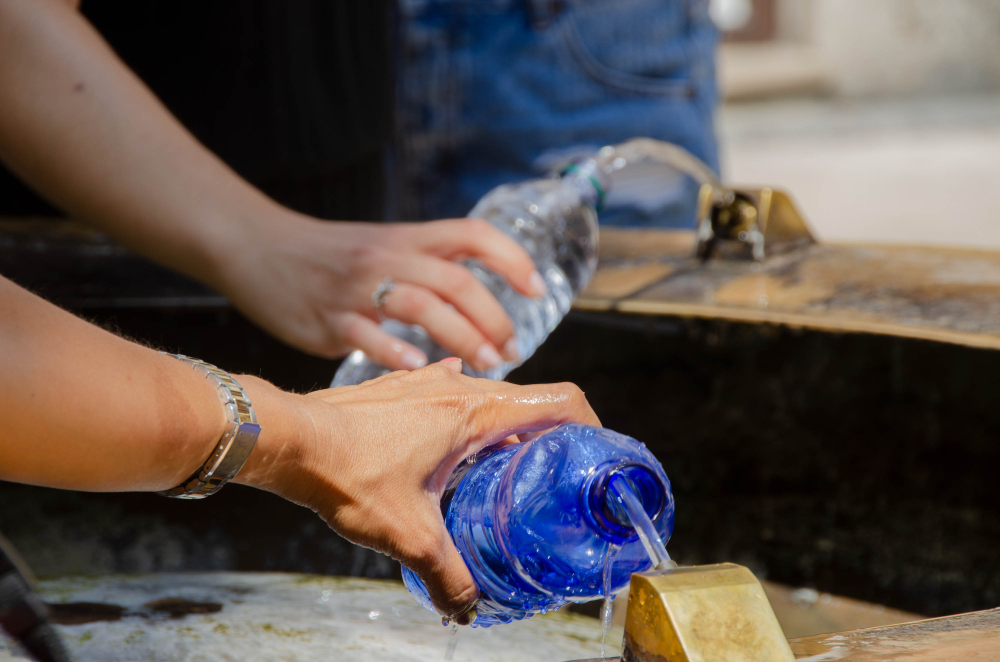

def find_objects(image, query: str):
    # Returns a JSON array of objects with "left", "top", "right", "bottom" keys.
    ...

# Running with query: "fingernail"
[
  {"left": 444, "top": 603, "right": 478, "bottom": 626},
  {"left": 440, "top": 357, "right": 463, "bottom": 373},
  {"left": 529, "top": 271, "right": 548, "bottom": 297},
  {"left": 475, "top": 343, "right": 503, "bottom": 370},
  {"left": 400, "top": 349, "right": 428, "bottom": 370},
  {"left": 502, "top": 337, "right": 520, "bottom": 362},
  {"left": 458, "top": 604, "right": 478, "bottom": 625}
]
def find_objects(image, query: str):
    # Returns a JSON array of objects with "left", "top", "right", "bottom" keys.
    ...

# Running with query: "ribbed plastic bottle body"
[
  {"left": 331, "top": 173, "right": 600, "bottom": 387},
  {"left": 402, "top": 424, "right": 674, "bottom": 627}
]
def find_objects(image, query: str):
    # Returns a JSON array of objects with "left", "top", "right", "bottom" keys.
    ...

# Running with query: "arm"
[
  {"left": 0, "top": 274, "right": 598, "bottom": 620},
  {"left": 0, "top": 0, "right": 545, "bottom": 372}
]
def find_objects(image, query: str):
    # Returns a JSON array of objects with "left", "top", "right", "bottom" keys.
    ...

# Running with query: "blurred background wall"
[
  {"left": 786, "top": 0, "right": 1000, "bottom": 98},
  {"left": 711, "top": 0, "right": 1000, "bottom": 248}
]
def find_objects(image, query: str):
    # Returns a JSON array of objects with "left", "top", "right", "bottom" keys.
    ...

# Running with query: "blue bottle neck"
[{"left": 584, "top": 461, "right": 668, "bottom": 544}]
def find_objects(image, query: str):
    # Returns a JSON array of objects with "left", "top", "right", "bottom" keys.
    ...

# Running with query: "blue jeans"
[{"left": 396, "top": 0, "right": 719, "bottom": 227}]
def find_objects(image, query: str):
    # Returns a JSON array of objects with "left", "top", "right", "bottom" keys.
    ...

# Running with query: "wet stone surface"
[{"left": 0, "top": 573, "right": 616, "bottom": 661}]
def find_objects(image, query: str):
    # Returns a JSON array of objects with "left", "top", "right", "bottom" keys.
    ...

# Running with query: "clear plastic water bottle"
[
  {"left": 331, "top": 161, "right": 605, "bottom": 386},
  {"left": 401, "top": 424, "right": 674, "bottom": 627}
]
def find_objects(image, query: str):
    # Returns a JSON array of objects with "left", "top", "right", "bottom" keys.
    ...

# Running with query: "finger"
[
  {"left": 400, "top": 517, "right": 479, "bottom": 621},
  {"left": 333, "top": 312, "right": 429, "bottom": 371},
  {"left": 381, "top": 284, "right": 504, "bottom": 373},
  {"left": 415, "top": 219, "right": 548, "bottom": 299},
  {"left": 392, "top": 255, "right": 518, "bottom": 361},
  {"left": 466, "top": 382, "right": 601, "bottom": 454}
]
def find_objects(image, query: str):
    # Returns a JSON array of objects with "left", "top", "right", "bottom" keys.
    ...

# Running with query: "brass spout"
[
  {"left": 696, "top": 186, "right": 815, "bottom": 261},
  {"left": 621, "top": 563, "right": 794, "bottom": 662}
]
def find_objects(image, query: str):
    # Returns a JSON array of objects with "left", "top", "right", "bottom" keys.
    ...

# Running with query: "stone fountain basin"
[{"left": 0, "top": 573, "right": 615, "bottom": 662}]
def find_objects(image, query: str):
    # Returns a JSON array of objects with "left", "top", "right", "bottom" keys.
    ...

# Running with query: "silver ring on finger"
[{"left": 371, "top": 276, "right": 396, "bottom": 322}]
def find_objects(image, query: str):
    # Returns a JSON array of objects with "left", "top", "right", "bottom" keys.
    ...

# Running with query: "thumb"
[{"left": 403, "top": 518, "right": 480, "bottom": 624}]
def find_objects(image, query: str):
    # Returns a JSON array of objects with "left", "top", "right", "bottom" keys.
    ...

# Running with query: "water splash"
[
  {"left": 600, "top": 544, "right": 621, "bottom": 659},
  {"left": 608, "top": 474, "right": 677, "bottom": 571},
  {"left": 444, "top": 622, "right": 459, "bottom": 660}
]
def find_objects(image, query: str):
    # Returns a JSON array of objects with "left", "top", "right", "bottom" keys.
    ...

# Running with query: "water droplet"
[
  {"left": 368, "top": 610, "right": 380, "bottom": 620},
  {"left": 791, "top": 588, "right": 819, "bottom": 607}
]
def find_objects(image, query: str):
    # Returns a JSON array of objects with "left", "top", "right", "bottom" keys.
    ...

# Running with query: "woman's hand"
[
  {"left": 236, "top": 359, "right": 600, "bottom": 622},
  {"left": 0, "top": 276, "right": 594, "bottom": 623},
  {"left": 215, "top": 213, "right": 547, "bottom": 372},
  {"left": 0, "top": 0, "right": 543, "bottom": 371}
]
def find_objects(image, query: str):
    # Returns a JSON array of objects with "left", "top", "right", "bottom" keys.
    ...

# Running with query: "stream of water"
[
  {"left": 444, "top": 622, "right": 459, "bottom": 660},
  {"left": 599, "top": 544, "right": 621, "bottom": 659},
  {"left": 597, "top": 474, "right": 677, "bottom": 658},
  {"left": 608, "top": 474, "right": 676, "bottom": 571}
]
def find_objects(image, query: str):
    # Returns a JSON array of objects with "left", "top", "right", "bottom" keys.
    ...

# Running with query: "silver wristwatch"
[{"left": 157, "top": 354, "right": 261, "bottom": 499}]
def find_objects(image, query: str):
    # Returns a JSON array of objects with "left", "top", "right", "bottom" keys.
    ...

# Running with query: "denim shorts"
[{"left": 396, "top": 0, "right": 719, "bottom": 227}]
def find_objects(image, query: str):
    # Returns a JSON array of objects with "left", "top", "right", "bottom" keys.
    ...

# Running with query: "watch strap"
[{"left": 157, "top": 354, "right": 261, "bottom": 499}]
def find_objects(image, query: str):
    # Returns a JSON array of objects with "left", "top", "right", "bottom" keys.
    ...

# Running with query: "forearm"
[
  {"left": 0, "top": 0, "right": 284, "bottom": 289},
  {"left": 0, "top": 275, "right": 231, "bottom": 491},
  {"left": 0, "top": 0, "right": 545, "bottom": 369},
  {"left": 0, "top": 273, "right": 600, "bottom": 619}
]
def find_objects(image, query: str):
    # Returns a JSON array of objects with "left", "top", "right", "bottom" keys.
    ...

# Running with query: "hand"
[
  {"left": 0, "top": 0, "right": 543, "bottom": 371},
  {"left": 215, "top": 213, "right": 547, "bottom": 372},
  {"left": 236, "top": 359, "right": 600, "bottom": 622}
]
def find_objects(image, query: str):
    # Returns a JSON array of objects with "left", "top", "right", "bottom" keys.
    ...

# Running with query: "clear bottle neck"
[{"left": 560, "top": 157, "right": 612, "bottom": 211}]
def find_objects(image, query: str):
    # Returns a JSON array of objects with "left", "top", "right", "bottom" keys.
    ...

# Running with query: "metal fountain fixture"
[
  {"left": 619, "top": 564, "right": 794, "bottom": 662},
  {"left": 566, "top": 143, "right": 804, "bottom": 662}
]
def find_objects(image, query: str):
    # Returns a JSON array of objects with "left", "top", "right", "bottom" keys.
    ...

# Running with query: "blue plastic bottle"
[{"left": 402, "top": 424, "right": 674, "bottom": 627}]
